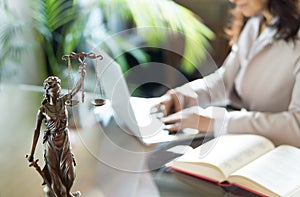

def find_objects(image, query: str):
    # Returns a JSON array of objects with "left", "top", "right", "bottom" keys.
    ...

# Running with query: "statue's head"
[{"left": 43, "top": 76, "right": 61, "bottom": 99}]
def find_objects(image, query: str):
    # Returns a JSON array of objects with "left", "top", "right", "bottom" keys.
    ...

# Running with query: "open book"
[{"left": 167, "top": 134, "right": 300, "bottom": 197}]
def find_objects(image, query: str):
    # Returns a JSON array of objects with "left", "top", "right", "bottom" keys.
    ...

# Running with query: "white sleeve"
[
  {"left": 227, "top": 58, "right": 300, "bottom": 147},
  {"left": 181, "top": 46, "right": 240, "bottom": 109}
]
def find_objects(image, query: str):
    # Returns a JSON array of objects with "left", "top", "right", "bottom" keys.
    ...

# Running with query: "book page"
[
  {"left": 174, "top": 134, "right": 274, "bottom": 180},
  {"left": 229, "top": 145, "right": 300, "bottom": 197}
]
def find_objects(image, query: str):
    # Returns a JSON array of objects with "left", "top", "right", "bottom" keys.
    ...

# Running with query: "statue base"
[{"left": 44, "top": 186, "right": 81, "bottom": 197}]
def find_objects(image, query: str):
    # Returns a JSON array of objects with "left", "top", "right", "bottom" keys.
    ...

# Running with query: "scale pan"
[
  {"left": 91, "top": 98, "right": 106, "bottom": 106},
  {"left": 65, "top": 99, "right": 80, "bottom": 106}
]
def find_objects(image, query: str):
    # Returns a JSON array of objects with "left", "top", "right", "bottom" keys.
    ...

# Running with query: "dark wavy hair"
[{"left": 226, "top": 0, "right": 300, "bottom": 45}]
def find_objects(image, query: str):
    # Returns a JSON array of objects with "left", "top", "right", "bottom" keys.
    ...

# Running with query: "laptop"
[{"left": 92, "top": 50, "right": 209, "bottom": 147}]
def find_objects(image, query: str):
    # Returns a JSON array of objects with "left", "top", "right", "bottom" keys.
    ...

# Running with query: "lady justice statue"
[{"left": 26, "top": 52, "right": 103, "bottom": 197}]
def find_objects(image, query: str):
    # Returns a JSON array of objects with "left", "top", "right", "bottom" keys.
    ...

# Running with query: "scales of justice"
[{"left": 26, "top": 52, "right": 105, "bottom": 197}]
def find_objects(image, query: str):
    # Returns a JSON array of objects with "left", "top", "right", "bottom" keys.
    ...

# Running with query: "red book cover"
[{"left": 167, "top": 165, "right": 267, "bottom": 197}]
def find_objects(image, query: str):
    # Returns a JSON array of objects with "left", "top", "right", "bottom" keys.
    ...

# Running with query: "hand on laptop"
[
  {"left": 161, "top": 106, "right": 214, "bottom": 134},
  {"left": 151, "top": 87, "right": 198, "bottom": 116}
]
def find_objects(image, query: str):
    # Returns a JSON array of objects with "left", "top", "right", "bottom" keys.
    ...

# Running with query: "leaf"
[
  {"left": 124, "top": 0, "right": 215, "bottom": 73},
  {"left": 32, "top": 0, "right": 77, "bottom": 35}
]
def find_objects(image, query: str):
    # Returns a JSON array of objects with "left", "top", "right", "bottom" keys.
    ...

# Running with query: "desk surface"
[{"left": 0, "top": 84, "right": 258, "bottom": 197}]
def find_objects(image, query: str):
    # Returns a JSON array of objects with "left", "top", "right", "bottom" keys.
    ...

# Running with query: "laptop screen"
[{"left": 94, "top": 51, "right": 142, "bottom": 138}]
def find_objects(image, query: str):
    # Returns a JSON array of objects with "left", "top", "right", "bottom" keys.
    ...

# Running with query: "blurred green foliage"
[{"left": 0, "top": 0, "right": 214, "bottom": 82}]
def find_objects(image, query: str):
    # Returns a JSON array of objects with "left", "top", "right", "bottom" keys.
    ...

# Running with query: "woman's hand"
[
  {"left": 161, "top": 106, "right": 214, "bottom": 133},
  {"left": 152, "top": 86, "right": 198, "bottom": 116}
]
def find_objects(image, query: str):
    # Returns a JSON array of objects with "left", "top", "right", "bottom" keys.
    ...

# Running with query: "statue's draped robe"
[{"left": 43, "top": 98, "right": 75, "bottom": 195}]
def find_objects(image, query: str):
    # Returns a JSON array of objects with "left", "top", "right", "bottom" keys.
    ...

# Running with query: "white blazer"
[{"left": 184, "top": 15, "right": 300, "bottom": 146}]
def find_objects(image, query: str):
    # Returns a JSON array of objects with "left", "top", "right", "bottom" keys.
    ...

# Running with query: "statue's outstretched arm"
[
  {"left": 62, "top": 52, "right": 102, "bottom": 103},
  {"left": 69, "top": 61, "right": 86, "bottom": 100}
]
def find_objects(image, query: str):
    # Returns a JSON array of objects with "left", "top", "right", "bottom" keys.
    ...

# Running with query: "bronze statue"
[{"left": 26, "top": 52, "right": 103, "bottom": 197}]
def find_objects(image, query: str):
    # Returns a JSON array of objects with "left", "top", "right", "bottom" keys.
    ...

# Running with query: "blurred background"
[
  {"left": 0, "top": 0, "right": 231, "bottom": 97},
  {"left": 1, "top": 0, "right": 233, "bottom": 196}
]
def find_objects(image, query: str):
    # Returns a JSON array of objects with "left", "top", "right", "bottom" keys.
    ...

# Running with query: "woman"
[{"left": 158, "top": 0, "right": 300, "bottom": 147}]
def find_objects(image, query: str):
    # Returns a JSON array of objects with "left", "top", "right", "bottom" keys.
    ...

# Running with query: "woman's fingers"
[
  {"left": 162, "top": 107, "right": 207, "bottom": 132},
  {"left": 161, "top": 111, "right": 183, "bottom": 132},
  {"left": 151, "top": 87, "right": 197, "bottom": 117},
  {"left": 165, "top": 123, "right": 182, "bottom": 133},
  {"left": 150, "top": 95, "right": 170, "bottom": 114},
  {"left": 162, "top": 115, "right": 182, "bottom": 124},
  {"left": 170, "top": 91, "right": 183, "bottom": 113}
]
